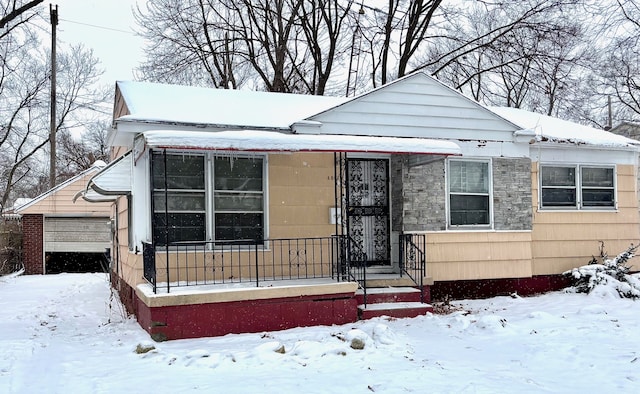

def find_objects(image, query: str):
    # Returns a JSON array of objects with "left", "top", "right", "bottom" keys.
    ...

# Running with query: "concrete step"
[
  {"left": 355, "top": 287, "right": 422, "bottom": 304},
  {"left": 356, "top": 276, "right": 417, "bottom": 288},
  {"left": 358, "top": 302, "right": 433, "bottom": 320}
]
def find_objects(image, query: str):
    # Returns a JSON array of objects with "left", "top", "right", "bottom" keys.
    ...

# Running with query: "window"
[
  {"left": 214, "top": 156, "right": 264, "bottom": 241},
  {"left": 540, "top": 165, "right": 615, "bottom": 209},
  {"left": 540, "top": 166, "right": 576, "bottom": 207},
  {"left": 151, "top": 152, "right": 265, "bottom": 246},
  {"left": 152, "top": 153, "right": 206, "bottom": 245},
  {"left": 448, "top": 160, "right": 491, "bottom": 226}
]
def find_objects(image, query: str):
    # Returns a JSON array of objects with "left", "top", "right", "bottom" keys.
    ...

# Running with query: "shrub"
[
  {"left": 0, "top": 218, "right": 23, "bottom": 275},
  {"left": 564, "top": 242, "right": 640, "bottom": 299}
]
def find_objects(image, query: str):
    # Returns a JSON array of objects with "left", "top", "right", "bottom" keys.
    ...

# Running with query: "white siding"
[{"left": 297, "top": 73, "right": 518, "bottom": 141}]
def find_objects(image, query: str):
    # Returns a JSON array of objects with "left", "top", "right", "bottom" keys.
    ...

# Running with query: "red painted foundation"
[
  {"left": 113, "top": 273, "right": 571, "bottom": 341},
  {"left": 431, "top": 274, "right": 573, "bottom": 301},
  {"left": 136, "top": 292, "right": 358, "bottom": 341}
]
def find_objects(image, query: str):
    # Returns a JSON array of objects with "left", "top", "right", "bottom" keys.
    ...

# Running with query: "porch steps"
[{"left": 356, "top": 287, "right": 433, "bottom": 320}]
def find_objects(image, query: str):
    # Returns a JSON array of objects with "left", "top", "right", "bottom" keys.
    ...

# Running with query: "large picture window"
[
  {"left": 540, "top": 165, "right": 615, "bottom": 209},
  {"left": 152, "top": 152, "right": 265, "bottom": 246},
  {"left": 448, "top": 159, "right": 491, "bottom": 226}
]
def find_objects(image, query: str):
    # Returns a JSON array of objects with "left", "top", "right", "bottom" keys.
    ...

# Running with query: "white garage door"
[{"left": 44, "top": 217, "right": 111, "bottom": 253}]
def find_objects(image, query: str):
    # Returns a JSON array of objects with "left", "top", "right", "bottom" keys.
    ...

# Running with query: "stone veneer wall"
[
  {"left": 400, "top": 157, "right": 447, "bottom": 232},
  {"left": 390, "top": 156, "right": 404, "bottom": 232},
  {"left": 397, "top": 156, "right": 532, "bottom": 232},
  {"left": 492, "top": 157, "right": 532, "bottom": 231}
]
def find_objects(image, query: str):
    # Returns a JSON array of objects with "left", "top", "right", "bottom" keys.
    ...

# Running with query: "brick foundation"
[{"left": 22, "top": 214, "right": 44, "bottom": 275}]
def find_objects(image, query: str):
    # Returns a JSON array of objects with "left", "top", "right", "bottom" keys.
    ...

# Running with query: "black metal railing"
[
  {"left": 399, "top": 233, "right": 427, "bottom": 303},
  {"left": 144, "top": 236, "right": 348, "bottom": 293},
  {"left": 344, "top": 235, "right": 368, "bottom": 305},
  {"left": 142, "top": 234, "right": 428, "bottom": 299},
  {"left": 142, "top": 241, "right": 157, "bottom": 293}
]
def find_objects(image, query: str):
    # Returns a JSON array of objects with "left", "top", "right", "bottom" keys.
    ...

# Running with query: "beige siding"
[
  {"left": 19, "top": 172, "right": 112, "bottom": 216},
  {"left": 425, "top": 231, "right": 533, "bottom": 281},
  {"left": 119, "top": 249, "right": 143, "bottom": 289},
  {"left": 268, "top": 153, "right": 336, "bottom": 238},
  {"left": 112, "top": 86, "right": 130, "bottom": 120},
  {"left": 117, "top": 152, "right": 339, "bottom": 288},
  {"left": 531, "top": 163, "right": 640, "bottom": 275},
  {"left": 114, "top": 196, "right": 142, "bottom": 288}
]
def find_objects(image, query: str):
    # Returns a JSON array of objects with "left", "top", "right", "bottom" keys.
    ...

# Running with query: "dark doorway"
[{"left": 45, "top": 252, "right": 109, "bottom": 274}]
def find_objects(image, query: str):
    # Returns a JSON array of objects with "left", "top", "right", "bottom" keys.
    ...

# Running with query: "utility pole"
[{"left": 49, "top": 4, "right": 58, "bottom": 189}]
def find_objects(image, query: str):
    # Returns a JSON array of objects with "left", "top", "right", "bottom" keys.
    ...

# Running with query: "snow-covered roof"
[
  {"left": 490, "top": 107, "right": 640, "bottom": 149},
  {"left": 142, "top": 129, "right": 462, "bottom": 155},
  {"left": 116, "top": 81, "right": 346, "bottom": 129},
  {"left": 12, "top": 198, "right": 33, "bottom": 210}
]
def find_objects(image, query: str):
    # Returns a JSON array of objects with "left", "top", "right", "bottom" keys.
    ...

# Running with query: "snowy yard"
[{"left": 1, "top": 273, "right": 639, "bottom": 394}]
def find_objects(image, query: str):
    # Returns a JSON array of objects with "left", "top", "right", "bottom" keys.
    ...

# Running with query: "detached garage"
[{"left": 15, "top": 163, "right": 115, "bottom": 275}]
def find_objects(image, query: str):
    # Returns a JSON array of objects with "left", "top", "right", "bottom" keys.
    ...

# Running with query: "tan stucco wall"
[
  {"left": 19, "top": 172, "right": 112, "bottom": 216},
  {"left": 531, "top": 163, "right": 640, "bottom": 275}
]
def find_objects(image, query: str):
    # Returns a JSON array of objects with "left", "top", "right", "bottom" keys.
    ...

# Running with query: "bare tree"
[
  {"left": 134, "top": 0, "right": 246, "bottom": 88},
  {"left": 0, "top": 4, "right": 110, "bottom": 210},
  {"left": 434, "top": 2, "right": 594, "bottom": 116},
  {"left": 598, "top": 0, "right": 640, "bottom": 120},
  {"left": 57, "top": 120, "right": 110, "bottom": 181},
  {"left": 135, "top": 0, "right": 354, "bottom": 94},
  {"left": 133, "top": 0, "right": 632, "bottom": 131},
  {"left": 0, "top": 0, "right": 42, "bottom": 29},
  {"left": 294, "top": 0, "right": 353, "bottom": 95},
  {"left": 0, "top": 3, "right": 49, "bottom": 211}
]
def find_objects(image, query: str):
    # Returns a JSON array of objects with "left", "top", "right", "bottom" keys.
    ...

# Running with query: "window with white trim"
[
  {"left": 151, "top": 152, "right": 265, "bottom": 245},
  {"left": 448, "top": 159, "right": 491, "bottom": 226},
  {"left": 540, "top": 165, "right": 615, "bottom": 209}
]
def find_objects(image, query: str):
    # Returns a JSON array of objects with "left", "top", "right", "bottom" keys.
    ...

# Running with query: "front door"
[{"left": 346, "top": 158, "right": 390, "bottom": 267}]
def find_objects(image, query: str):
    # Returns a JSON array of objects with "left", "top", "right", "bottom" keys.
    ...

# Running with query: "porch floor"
[{"left": 141, "top": 277, "right": 342, "bottom": 296}]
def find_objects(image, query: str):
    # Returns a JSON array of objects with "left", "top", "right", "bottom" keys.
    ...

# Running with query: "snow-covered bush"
[{"left": 564, "top": 243, "right": 640, "bottom": 299}]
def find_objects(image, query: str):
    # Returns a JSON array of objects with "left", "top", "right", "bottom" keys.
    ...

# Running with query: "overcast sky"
[{"left": 46, "top": 0, "right": 144, "bottom": 87}]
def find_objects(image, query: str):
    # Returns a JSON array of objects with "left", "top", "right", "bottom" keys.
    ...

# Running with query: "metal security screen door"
[{"left": 346, "top": 158, "right": 390, "bottom": 267}]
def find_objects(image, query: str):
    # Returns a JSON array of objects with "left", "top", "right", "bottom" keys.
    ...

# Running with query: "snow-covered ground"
[{"left": 1, "top": 273, "right": 639, "bottom": 393}]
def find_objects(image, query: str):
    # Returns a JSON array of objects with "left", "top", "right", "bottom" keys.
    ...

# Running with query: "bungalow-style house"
[
  {"left": 85, "top": 71, "right": 640, "bottom": 340},
  {"left": 14, "top": 162, "right": 114, "bottom": 274}
]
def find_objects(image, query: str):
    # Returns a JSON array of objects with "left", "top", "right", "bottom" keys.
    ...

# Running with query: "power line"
[{"left": 58, "top": 18, "right": 135, "bottom": 35}]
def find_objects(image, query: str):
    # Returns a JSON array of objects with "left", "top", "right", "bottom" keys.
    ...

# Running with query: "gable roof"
[
  {"left": 116, "top": 81, "right": 346, "bottom": 129},
  {"left": 14, "top": 162, "right": 109, "bottom": 214},
  {"left": 490, "top": 107, "right": 640, "bottom": 149},
  {"left": 292, "top": 72, "right": 520, "bottom": 139}
]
